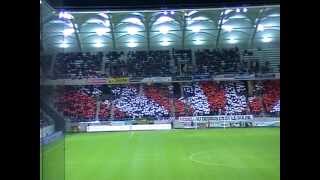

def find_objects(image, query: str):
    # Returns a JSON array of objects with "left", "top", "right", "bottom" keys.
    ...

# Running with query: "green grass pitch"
[{"left": 41, "top": 128, "right": 280, "bottom": 180}]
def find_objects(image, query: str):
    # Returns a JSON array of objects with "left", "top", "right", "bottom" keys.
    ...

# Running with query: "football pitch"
[{"left": 41, "top": 128, "right": 280, "bottom": 180}]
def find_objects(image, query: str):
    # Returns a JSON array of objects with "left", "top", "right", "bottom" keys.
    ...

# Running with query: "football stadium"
[{"left": 40, "top": 1, "right": 280, "bottom": 180}]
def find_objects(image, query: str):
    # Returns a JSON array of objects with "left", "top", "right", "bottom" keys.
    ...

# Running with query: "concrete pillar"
[
  {"left": 95, "top": 101, "right": 101, "bottom": 121},
  {"left": 247, "top": 81, "right": 254, "bottom": 96},
  {"left": 139, "top": 84, "right": 144, "bottom": 95},
  {"left": 168, "top": 84, "right": 175, "bottom": 117},
  {"left": 110, "top": 102, "right": 115, "bottom": 121},
  {"left": 49, "top": 54, "right": 57, "bottom": 77}
]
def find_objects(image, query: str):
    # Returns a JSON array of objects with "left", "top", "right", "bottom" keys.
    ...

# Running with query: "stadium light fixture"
[
  {"left": 159, "top": 26, "right": 169, "bottom": 34},
  {"left": 96, "top": 28, "right": 110, "bottom": 36},
  {"left": 225, "top": 9, "right": 233, "bottom": 15},
  {"left": 63, "top": 28, "right": 74, "bottom": 37},
  {"left": 236, "top": 8, "right": 240, "bottom": 13},
  {"left": 59, "top": 42, "right": 69, "bottom": 48},
  {"left": 154, "top": 16, "right": 173, "bottom": 25},
  {"left": 269, "top": 13, "right": 280, "bottom": 17},
  {"left": 194, "top": 39, "right": 204, "bottom": 45},
  {"left": 222, "top": 25, "right": 233, "bottom": 32},
  {"left": 228, "top": 37, "right": 238, "bottom": 44},
  {"left": 94, "top": 41, "right": 104, "bottom": 48},
  {"left": 98, "top": 13, "right": 108, "bottom": 19},
  {"left": 163, "top": 11, "right": 168, "bottom": 15},
  {"left": 262, "top": 36, "right": 272, "bottom": 43},
  {"left": 187, "top": 10, "right": 198, "bottom": 17},
  {"left": 257, "top": 24, "right": 264, "bottom": 31},
  {"left": 160, "top": 39, "right": 170, "bottom": 46},
  {"left": 128, "top": 40, "right": 138, "bottom": 48},
  {"left": 243, "top": 8, "right": 248, "bottom": 12},
  {"left": 170, "top": 11, "right": 175, "bottom": 15},
  {"left": 191, "top": 26, "right": 201, "bottom": 33},
  {"left": 127, "top": 27, "right": 139, "bottom": 35},
  {"left": 59, "top": 11, "right": 74, "bottom": 20},
  {"left": 123, "top": 17, "right": 143, "bottom": 26}
]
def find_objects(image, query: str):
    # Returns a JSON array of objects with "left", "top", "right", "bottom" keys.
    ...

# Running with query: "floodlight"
[
  {"left": 159, "top": 26, "right": 169, "bottom": 34},
  {"left": 228, "top": 37, "right": 238, "bottom": 44},
  {"left": 59, "top": 42, "right": 69, "bottom": 48},
  {"left": 63, "top": 28, "right": 74, "bottom": 36},
  {"left": 127, "top": 27, "right": 138, "bottom": 35},
  {"left": 160, "top": 40, "right": 170, "bottom": 46},
  {"left": 128, "top": 40, "right": 138, "bottom": 47},
  {"left": 222, "top": 25, "right": 233, "bottom": 32},
  {"left": 262, "top": 36, "right": 272, "bottom": 43},
  {"left": 96, "top": 28, "right": 110, "bottom": 36},
  {"left": 94, "top": 41, "right": 104, "bottom": 48},
  {"left": 191, "top": 26, "right": 201, "bottom": 33},
  {"left": 194, "top": 39, "right": 204, "bottom": 45},
  {"left": 257, "top": 24, "right": 264, "bottom": 31}
]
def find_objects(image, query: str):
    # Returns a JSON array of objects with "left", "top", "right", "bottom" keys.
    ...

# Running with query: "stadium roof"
[{"left": 40, "top": 1, "right": 279, "bottom": 52}]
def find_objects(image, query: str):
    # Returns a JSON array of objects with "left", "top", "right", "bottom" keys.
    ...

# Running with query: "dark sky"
[{"left": 47, "top": 0, "right": 279, "bottom": 11}]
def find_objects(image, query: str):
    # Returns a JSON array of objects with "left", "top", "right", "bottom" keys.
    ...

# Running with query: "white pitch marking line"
[{"left": 188, "top": 151, "right": 245, "bottom": 169}]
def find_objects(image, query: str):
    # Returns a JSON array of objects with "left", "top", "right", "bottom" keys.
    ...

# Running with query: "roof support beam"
[
  {"left": 215, "top": 10, "right": 226, "bottom": 48},
  {"left": 144, "top": 13, "right": 151, "bottom": 51},
  {"left": 181, "top": 12, "right": 187, "bottom": 49},
  {"left": 40, "top": 6, "right": 44, "bottom": 52},
  {"left": 71, "top": 20, "right": 82, "bottom": 52},
  {"left": 249, "top": 8, "right": 266, "bottom": 48},
  {"left": 108, "top": 14, "right": 117, "bottom": 50}
]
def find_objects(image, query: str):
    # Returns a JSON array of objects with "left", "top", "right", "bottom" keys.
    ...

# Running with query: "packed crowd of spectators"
[
  {"left": 50, "top": 48, "right": 276, "bottom": 79},
  {"left": 200, "top": 81, "right": 226, "bottom": 114},
  {"left": 112, "top": 86, "right": 169, "bottom": 119},
  {"left": 248, "top": 97, "right": 263, "bottom": 115},
  {"left": 195, "top": 48, "right": 272, "bottom": 75},
  {"left": 51, "top": 80, "right": 279, "bottom": 122},
  {"left": 224, "top": 81, "right": 249, "bottom": 115},
  {"left": 54, "top": 52, "right": 103, "bottom": 79},
  {"left": 144, "top": 85, "right": 193, "bottom": 117},
  {"left": 172, "top": 48, "right": 193, "bottom": 75},
  {"left": 127, "top": 50, "right": 172, "bottom": 77},
  {"left": 182, "top": 84, "right": 211, "bottom": 116},
  {"left": 54, "top": 87, "right": 98, "bottom": 121},
  {"left": 262, "top": 80, "right": 280, "bottom": 114}
]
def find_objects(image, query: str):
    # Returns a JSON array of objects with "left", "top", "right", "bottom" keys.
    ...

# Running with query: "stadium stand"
[
  {"left": 53, "top": 52, "right": 102, "bottom": 79},
  {"left": 200, "top": 81, "right": 226, "bottom": 114},
  {"left": 144, "top": 84, "right": 194, "bottom": 117},
  {"left": 248, "top": 97, "right": 263, "bottom": 115},
  {"left": 262, "top": 80, "right": 280, "bottom": 114},
  {"left": 127, "top": 50, "right": 172, "bottom": 77},
  {"left": 54, "top": 87, "right": 97, "bottom": 121},
  {"left": 195, "top": 47, "right": 242, "bottom": 75},
  {"left": 224, "top": 81, "right": 248, "bottom": 115},
  {"left": 40, "top": 109, "right": 52, "bottom": 127},
  {"left": 51, "top": 79, "right": 280, "bottom": 122},
  {"left": 182, "top": 84, "right": 210, "bottom": 115},
  {"left": 112, "top": 86, "right": 169, "bottom": 119},
  {"left": 50, "top": 48, "right": 279, "bottom": 79}
]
